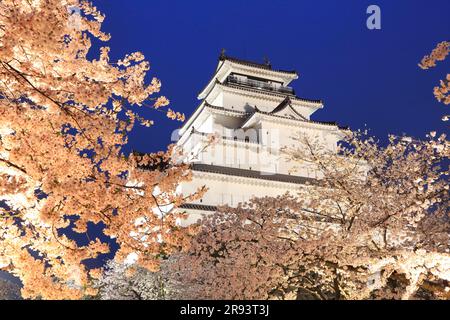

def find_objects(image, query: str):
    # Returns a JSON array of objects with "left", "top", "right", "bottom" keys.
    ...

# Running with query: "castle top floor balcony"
[{"left": 226, "top": 74, "right": 295, "bottom": 95}]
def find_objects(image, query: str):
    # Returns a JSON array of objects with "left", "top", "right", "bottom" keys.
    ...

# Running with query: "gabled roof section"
[
  {"left": 219, "top": 54, "right": 297, "bottom": 75},
  {"left": 178, "top": 100, "right": 250, "bottom": 136},
  {"left": 269, "top": 97, "right": 308, "bottom": 121},
  {"left": 191, "top": 163, "right": 318, "bottom": 185},
  {"left": 216, "top": 81, "right": 323, "bottom": 107},
  {"left": 179, "top": 202, "right": 340, "bottom": 223},
  {"left": 241, "top": 104, "right": 341, "bottom": 130},
  {"left": 270, "top": 96, "right": 291, "bottom": 114}
]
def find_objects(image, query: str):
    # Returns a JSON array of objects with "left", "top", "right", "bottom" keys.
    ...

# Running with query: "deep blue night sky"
[
  {"left": 94, "top": 0, "right": 449, "bottom": 153},
  {"left": 2, "top": 0, "right": 449, "bottom": 286}
]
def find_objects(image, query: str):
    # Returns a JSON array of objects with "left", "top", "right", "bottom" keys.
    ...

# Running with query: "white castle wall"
[{"left": 179, "top": 171, "right": 314, "bottom": 224}]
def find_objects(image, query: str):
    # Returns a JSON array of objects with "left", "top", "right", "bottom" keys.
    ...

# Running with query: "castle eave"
[
  {"left": 219, "top": 55, "right": 298, "bottom": 75},
  {"left": 191, "top": 163, "right": 319, "bottom": 186},
  {"left": 219, "top": 82, "right": 323, "bottom": 107}
]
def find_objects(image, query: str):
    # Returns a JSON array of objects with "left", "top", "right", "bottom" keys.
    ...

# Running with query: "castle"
[{"left": 176, "top": 53, "right": 344, "bottom": 223}]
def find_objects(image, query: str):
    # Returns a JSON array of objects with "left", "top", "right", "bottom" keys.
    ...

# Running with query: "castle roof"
[
  {"left": 218, "top": 80, "right": 322, "bottom": 106},
  {"left": 198, "top": 53, "right": 299, "bottom": 99},
  {"left": 179, "top": 202, "right": 340, "bottom": 224},
  {"left": 179, "top": 100, "right": 343, "bottom": 138},
  {"left": 269, "top": 96, "right": 308, "bottom": 119},
  {"left": 191, "top": 163, "right": 318, "bottom": 185},
  {"left": 218, "top": 54, "right": 297, "bottom": 75}
]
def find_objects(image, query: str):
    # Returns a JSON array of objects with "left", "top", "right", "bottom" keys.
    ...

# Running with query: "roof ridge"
[
  {"left": 203, "top": 101, "right": 249, "bottom": 114},
  {"left": 258, "top": 111, "right": 339, "bottom": 127},
  {"left": 219, "top": 55, "right": 297, "bottom": 75},
  {"left": 221, "top": 82, "right": 323, "bottom": 105},
  {"left": 191, "top": 163, "right": 319, "bottom": 185},
  {"left": 269, "top": 96, "right": 309, "bottom": 121},
  {"left": 179, "top": 202, "right": 340, "bottom": 223},
  {"left": 203, "top": 102, "right": 338, "bottom": 128}
]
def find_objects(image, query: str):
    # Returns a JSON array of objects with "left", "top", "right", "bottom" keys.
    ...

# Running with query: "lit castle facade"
[{"left": 176, "top": 53, "right": 344, "bottom": 223}]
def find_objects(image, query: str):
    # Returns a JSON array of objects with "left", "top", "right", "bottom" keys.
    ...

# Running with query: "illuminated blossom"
[{"left": 0, "top": 0, "right": 203, "bottom": 299}]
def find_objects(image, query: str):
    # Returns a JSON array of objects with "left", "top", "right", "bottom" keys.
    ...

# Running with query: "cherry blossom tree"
[
  {"left": 94, "top": 259, "right": 181, "bottom": 300},
  {"left": 173, "top": 132, "right": 449, "bottom": 300},
  {"left": 171, "top": 42, "right": 450, "bottom": 301},
  {"left": 419, "top": 41, "right": 449, "bottom": 120},
  {"left": 0, "top": 0, "right": 202, "bottom": 299}
]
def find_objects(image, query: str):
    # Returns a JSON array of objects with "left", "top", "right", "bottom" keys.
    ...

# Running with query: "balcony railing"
[{"left": 226, "top": 75, "right": 294, "bottom": 95}]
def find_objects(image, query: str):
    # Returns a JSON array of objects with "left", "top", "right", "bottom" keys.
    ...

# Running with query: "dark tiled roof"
[
  {"left": 270, "top": 96, "right": 291, "bottom": 114},
  {"left": 179, "top": 203, "right": 217, "bottom": 211},
  {"left": 191, "top": 163, "right": 319, "bottom": 185},
  {"left": 269, "top": 97, "right": 308, "bottom": 120},
  {"left": 219, "top": 55, "right": 297, "bottom": 75},
  {"left": 180, "top": 101, "right": 342, "bottom": 134},
  {"left": 202, "top": 102, "right": 340, "bottom": 129},
  {"left": 179, "top": 203, "right": 339, "bottom": 224},
  {"left": 221, "top": 81, "right": 323, "bottom": 105},
  {"left": 244, "top": 109, "right": 339, "bottom": 129},
  {"left": 203, "top": 101, "right": 247, "bottom": 116}
]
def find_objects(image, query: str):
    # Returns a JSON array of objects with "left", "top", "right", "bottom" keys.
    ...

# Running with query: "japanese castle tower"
[{"left": 177, "top": 53, "right": 344, "bottom": 223}]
